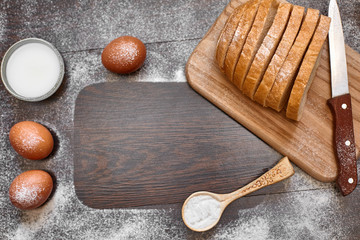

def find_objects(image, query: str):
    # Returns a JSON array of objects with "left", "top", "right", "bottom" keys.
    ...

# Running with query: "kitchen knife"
[{"left": 328, "top": 0, "right": 357, "bottom": 196}]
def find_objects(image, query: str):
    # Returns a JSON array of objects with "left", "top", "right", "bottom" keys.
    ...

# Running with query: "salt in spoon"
[{"left": 182, "top": 156, "right": 294, "bottom": 232}]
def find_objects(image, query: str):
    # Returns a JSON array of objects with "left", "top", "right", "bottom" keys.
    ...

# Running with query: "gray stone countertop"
[{"left": 0, "top": 0, "right": 360, "bottom": 239}]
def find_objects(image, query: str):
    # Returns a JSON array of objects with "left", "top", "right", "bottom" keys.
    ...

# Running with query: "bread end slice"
[
  {"left": 223, "top": 0, "right": 262, "bottom": 82},
  {"left": 216, "top": 4, "right": 249, "bottom": 72}
]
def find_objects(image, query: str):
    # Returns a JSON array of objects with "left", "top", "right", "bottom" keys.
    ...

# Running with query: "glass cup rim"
[{"left": 1, "top": 38, "right": 65, "bottom": 102}]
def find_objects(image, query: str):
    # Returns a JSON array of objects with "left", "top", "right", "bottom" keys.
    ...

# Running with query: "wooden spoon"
[{"left": 182, "top": 156, "right": 294, "bottom": 232}]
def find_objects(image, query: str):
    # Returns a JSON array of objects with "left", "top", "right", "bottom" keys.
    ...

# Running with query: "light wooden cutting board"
[{"left": 186, "top": 0, "right": 360, "bottom": 182}]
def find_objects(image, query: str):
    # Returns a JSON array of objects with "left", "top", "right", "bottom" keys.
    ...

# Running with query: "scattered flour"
[
  {"left": 0, "top": 0, "right": 359, "bottom": 238},
  {"left": 211, "top": 188, "right": 347, "bottom": 240},
  {"left": 6, "top": 182, "right": 186, "bottom": 240},
  {"left": 0, "top": 40, "right": 354, "bottom": 239},
  {"left": 0, "top": 40, "right": 195, "bottom": 240},
  {"left": 174, "top": 68, "right": 186, "bottom": 82},
  {"left": 0, "top": 11, "right": 7, "bottom": 42}
]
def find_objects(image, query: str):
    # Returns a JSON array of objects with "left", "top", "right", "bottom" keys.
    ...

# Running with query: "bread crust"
[
  {"left": 265, "top": 8, "right": 320, "bottom": 112},
  {"left": 233, "top": 0, "right": 280, "bottom": 91},
  {"left": 223, "top": 0, "right": 262, "bottom": 82},
  {"left": 242, "top": 2, "right": 292, "bottom": 99},
  {"left": 216, "top": 3, "right": 249, "bottom": 71},
  {"left": 286, "top": 15, "right": 331, "bottom": 121},
  {"left": 253, "top": 5, "right": 305, "bottom": 106}
]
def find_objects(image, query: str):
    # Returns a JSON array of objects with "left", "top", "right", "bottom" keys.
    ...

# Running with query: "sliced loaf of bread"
[
  {"left": 216, "top": 3, "right": 249, "bottom": 71},
  {"left": 233, "top": 0, "right": 280, "bottom": 91},
  {"left": 265, "top": 8, "right": 320, "bottom": 112},
  {"left": 253, "top": 5, "right": 305, "bottom": 106},
  {"left": 223, "top": 0, "right": 262, "bottom": 82},
  {"left": 242, "top": 2, "right": 292, "bottom": 99},
  {"left": 286, "top": 15, "right": 331, "bottom": 121}
]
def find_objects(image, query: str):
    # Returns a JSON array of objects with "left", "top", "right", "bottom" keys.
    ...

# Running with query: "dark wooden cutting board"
[{"left": 73, "top": 82, "right": 282, "bottom": 209}]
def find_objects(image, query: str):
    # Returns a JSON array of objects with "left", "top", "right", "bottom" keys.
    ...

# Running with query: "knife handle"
[{"left": 328, "top": 93, "right": 358, "bottom": 196}]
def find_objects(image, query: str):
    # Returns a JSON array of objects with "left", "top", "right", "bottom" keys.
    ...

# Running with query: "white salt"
[
  {"left": 183, "top": 195, "right": 222, "bottom": 230},
  {"left": 6, "top": 42, "right": 61, "bottom": 98}
]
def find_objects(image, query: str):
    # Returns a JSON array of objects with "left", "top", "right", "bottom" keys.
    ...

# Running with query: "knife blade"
[{"left": 328, "top": 0, "right": 357, "bottom": 196}]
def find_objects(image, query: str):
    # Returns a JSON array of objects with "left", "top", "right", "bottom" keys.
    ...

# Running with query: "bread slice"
[
  {"left": 253, "top": 5, "right": 305, "bottom": 106},
  {"left": 286, "top": 15, "right": 331, "bottom": 121},
  {"left": 223, "top": 0, "right": 262, "bottom": 82},
  {"left": 242, "top": 2, "right": 292, "bottom": 99},
  {"left": 216, "top": 3, "right": 249, "bottom": 71},
  {"left": 265, "top": 8, "right": 320, "bottom": 112},
  {"left": 233, "top": 0, "right": 280, "bottom": 91}
]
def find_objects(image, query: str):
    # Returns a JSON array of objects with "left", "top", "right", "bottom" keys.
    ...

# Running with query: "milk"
[{"left": 6, "top": 43, "right": 61, "bottom": 98}]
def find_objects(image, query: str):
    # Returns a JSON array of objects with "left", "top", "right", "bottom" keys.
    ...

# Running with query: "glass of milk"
[{"left": 1, "top": 38, "right": 64, "bottom": 101}]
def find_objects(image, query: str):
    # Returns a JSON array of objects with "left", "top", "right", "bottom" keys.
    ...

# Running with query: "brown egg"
[
  {"left": 101, "top": 36, "right": 146, "bottom": 74},
  {"left": 9, "top": 121, "right": 54, "bottom": 160},
  {"left": 9, "top": 170, "right": 53, "bottom": 210}
]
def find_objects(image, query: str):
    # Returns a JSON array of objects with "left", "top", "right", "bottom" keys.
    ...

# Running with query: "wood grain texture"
[
  {"left": 223, "top": 156, "right": 294, "bottom": 204},
  {"left": 328, "top": 94, "right": 358, "bottom": 195},
  {"left": 185, "top": 0, "right": 360, "bottom": 182},
  {"left": 73, "top": 82, "right": 282, "bottom": 208}
]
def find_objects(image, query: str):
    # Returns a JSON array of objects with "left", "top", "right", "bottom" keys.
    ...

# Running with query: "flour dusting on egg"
[
  {"left": 9, "top": 121, "right": 54, "bottom": 160},
  {"left": 10, "top": 182, "right": 43, "bottom": 209},
  {"left": 119, "top": 41, "right": 138, "bottom": 62},
  {"left": 8, "top": 170, "right": 53, "bottom": 210},
  {"left": 101, "top": 36, "right": 146, "bottom": 74}
]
